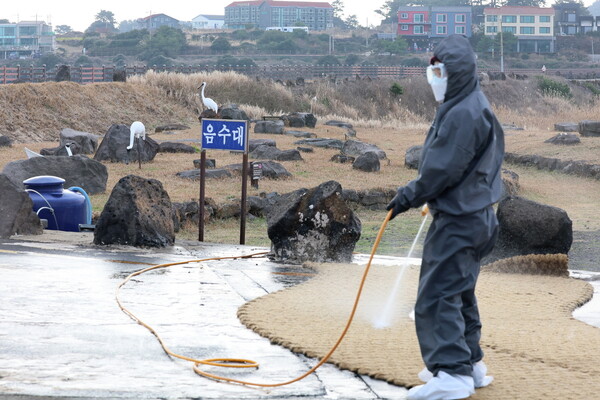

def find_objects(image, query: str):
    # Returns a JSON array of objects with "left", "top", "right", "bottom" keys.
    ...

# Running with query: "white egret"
[
  {"left": 198, "top": 82, "right": 218, "bottom": 113},
  {"left": 127, "top": 121, "right": 146, "bottom": 168}
]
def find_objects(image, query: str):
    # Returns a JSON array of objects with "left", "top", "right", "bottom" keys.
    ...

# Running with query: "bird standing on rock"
[{"left": 198, "top": 82, "right": 218, "bottom": 114}]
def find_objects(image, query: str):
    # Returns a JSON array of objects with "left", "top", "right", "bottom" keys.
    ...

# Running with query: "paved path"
[
  {"left": 0, "top": 233, "right": 408, "bottom": 399},
  {"left": 0, "top": 232, "right": 598, "bottom": 399}
]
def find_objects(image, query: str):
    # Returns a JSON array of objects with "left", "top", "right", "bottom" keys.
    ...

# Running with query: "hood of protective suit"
[{"left": 433, "top": 35, "right": 478, "bottom": 103}]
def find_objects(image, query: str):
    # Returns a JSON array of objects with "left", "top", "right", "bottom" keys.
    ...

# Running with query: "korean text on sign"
[{"left": 201, "top": 119, "right": 248, "bottom": 152}]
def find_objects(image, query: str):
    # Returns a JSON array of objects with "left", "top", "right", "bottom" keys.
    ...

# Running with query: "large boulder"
[
  {"left": 342, "top": 140, "right": 386, "bottom": 160},
  {"left": 266, "top": 180, "right": 361, "bottom": 264},
  {"left": 94, "top": 124, "right": 159, "bottom": 163},
  {"left": 0, "top": 174, "right": 42, "bottom": 238},
  {"left": 544, "top": 133, "right": 580, "bottom": 145},
  {"left": 254, "top": 120, "right": 285, "bottom": 134},
  {"left": 352, "top": 152, "right": 380, "bottom": 172},
  {"left": 405, "top": 145, "right": 423, "bottom": 169},
  {"left": 2, "top": 155, "right": 108, "bottom": 195},
  {"left": 158, "top": 142, "right": 196, "bottom": 153},
  {"left": 40, "top": 142, "right": 82, "bottom": 156},
  {"left": 60, "top": 128, "right": 99, "bottom": 154},
  {"left": 295, "top": 138, "right": 344, "bottom": 150},
  {"left": 282, "top": 112, "right": 317, "bottom": 128},
  {"left": 554, "top": 122, "right": 578, "bottom": 132},
  {"left": 94, "top": 175, "right": 175, "bottom": 247},
  {"left": 249, "top": 145, "right": 303, "bottom": 161},
  {"left": 249, "top": 139, "right": 277, "bottom": 152},
  {"left": 176, "top": 169, "right": 232, "bottom": 180},
  {"left": 578, "top": 120, "right": 600, "bottom": 137},
  {"left": 219, "top": 104, "right": 250, "bottom": 120},
  {"left": 483, "top": 196, "right": 572, "bottom": 264}
]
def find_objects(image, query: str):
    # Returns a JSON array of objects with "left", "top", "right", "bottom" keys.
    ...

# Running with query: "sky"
[
  {"left": 1, "top": 0, "right": 597, "bottom": 32},
  {"left": 0, "top": 0, "right": 388, "bottom": 32}
]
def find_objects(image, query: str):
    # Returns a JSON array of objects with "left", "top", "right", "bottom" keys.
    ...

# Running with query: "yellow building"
[{"left": 484, "top": 6, "right": 555, "bottom": 53}]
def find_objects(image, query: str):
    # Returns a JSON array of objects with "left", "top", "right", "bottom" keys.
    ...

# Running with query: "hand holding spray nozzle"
[{"left": 421, "top": 204, "right": 429, "bottom": 217}]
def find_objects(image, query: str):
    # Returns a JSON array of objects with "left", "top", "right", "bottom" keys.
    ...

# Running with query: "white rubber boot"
[
  {"left": 407, "top": 371, "right": 475, "bottom": 400},
  {"left": 418, "top": 360, "right": 493, "bottom": 388}
]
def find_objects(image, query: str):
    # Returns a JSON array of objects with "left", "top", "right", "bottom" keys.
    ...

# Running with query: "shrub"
[
  {"left": 36, "top": 53, "right": 65, "bottom": 69},
  {"left": 390, "top": 82, "right": 404, "bottom": 97},
  {"left": 316, "top": 55, "right": 341, "bottom": 65},
  {"left": 537, "top": 76, "right": 572, "bottom": 99},
  {"left": 74, "top": 55, "right": 93, "bottom": 66},
  {"left": 582, "top": 82, "right": 600, "bottom": 96},
  {"left": 345, "top": 54, "right": 361, "bottom": 65}
]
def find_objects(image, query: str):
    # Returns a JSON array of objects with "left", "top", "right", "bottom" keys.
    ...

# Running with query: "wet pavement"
[{"left": 0, "top": 232, "right": 598, "bottom": 400}]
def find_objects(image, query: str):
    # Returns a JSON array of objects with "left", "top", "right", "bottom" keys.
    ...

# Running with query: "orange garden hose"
[{"left": 116, "top": 209, "right": 394, "bottom": 387}]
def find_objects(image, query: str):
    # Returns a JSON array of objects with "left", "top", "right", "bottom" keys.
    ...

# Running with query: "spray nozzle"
[{"left": 421, "top": 204, "right": 429, "bottom": 217}]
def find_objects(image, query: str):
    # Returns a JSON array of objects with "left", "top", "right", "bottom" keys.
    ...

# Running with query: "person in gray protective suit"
[{"left": 386, "top": 35, "right": 504, "bottom": 400}]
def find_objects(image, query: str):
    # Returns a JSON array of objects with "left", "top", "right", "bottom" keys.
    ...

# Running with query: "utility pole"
[{"left": 499, "top": 16, "right": 504, "bottom": 73}]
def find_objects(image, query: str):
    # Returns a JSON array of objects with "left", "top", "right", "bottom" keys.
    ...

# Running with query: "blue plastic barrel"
[{"left": 24, "top": 176, "right": 88, "bottom": 232}]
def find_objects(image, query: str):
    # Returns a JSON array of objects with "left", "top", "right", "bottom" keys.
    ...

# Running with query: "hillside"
[
  {"left": 1, "top": 70, "right": 599, "bottom": 144},
  {"left": 0, "top": 81, "right": 197, "bottom": 142}
]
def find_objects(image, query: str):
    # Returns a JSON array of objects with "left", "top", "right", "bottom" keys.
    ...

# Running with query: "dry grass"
[
  {"left": 129, "top": 70, "right": 298, "bottom": 116},
  {"left": 0, "top": 81, "right": 197, "bottom": 143},
  {"left": 505, "top": 130, "right": 600, "bottom": 163},
  {"left": 2, "top": 71, "right": 600, "bottom": 248}
]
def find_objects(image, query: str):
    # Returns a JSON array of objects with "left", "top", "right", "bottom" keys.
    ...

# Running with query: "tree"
[
  {"left": 141, "top": 26, "right": 187, "bottom": 60},
  {"left": 332, "top": 0, "right": 347, "bottom": 28},
  {"left": 332, "top": 0, "right": 345, "bottom": 18},
  {"left": 345, "top": 15, "right": 360, "bottom": 29},
  {"left": 378, "top": 38, "right": 408, "bottom": 55},
  {"left": 55, "top": 25, "right": 73, "bottom": 34},
  {"left": 211, "top": 37, "right": 232, "bottom": 52},
  {"left": 95, "top": 10, "right": 116, "bottom": 26}
]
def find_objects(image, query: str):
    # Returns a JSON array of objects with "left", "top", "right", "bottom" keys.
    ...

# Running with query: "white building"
[{"left": 192, "top": 15, "right": 225, "bottom": 29}]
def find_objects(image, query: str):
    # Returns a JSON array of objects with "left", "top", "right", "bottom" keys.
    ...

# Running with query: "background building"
[
  {"left": 137, "top": 14, "right": 180, "bottom": 32},
  {"left": 191, "top": 15, "right": 225, "bottom": 30},
  {"left": 0, "top": 21, "right": 55, "bottom": 59},
  {"left": 484, "top": 6, "right": 555, "bottom": 53},
  {"left": 397, "top": 6, "right": 472, "bottom": 50},
  {"left": 225, "top": 0, "right": 333, "bottom": 31}
]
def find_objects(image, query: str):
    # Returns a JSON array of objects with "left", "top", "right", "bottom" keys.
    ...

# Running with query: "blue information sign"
[{"left": 201, "top": 119, "right": 248, "bottom": 152}]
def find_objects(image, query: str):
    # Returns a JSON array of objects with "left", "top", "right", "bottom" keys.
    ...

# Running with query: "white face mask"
[{"left": 426, "top": 63, "right": 448, "bottom": 103}]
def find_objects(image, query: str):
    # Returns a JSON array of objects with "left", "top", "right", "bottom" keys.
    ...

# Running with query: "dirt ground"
[{"left": 2, "top": 122, "right": 598, "bottom": 272}]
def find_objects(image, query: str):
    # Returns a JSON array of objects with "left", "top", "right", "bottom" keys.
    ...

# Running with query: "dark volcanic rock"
[
  {"left": 0, "top": 174, "right": 42, "bottom": 238},
  {"left": 158, "top": 142, "right": 196, "bottom": 153},
  {"left": 483, "top": 196, "right": 573, "bottom": 264},
  {"left": 60, "top": 128, "right": 99, "bottom": 154},
  {"left": 94, "top": 124, "right": 159, "bottom": 164},
  {"left": 342, "top": 140, "right": 386, "bottom": 159},
  {"left": 266, "top": 180, "right": 361, "bottom": 264},
  {"left": 94, "top": 175, "right": 175, "bottom": 247},
  {"left": 250, "top": 145, "right": 303, "bottom": 161},
  {"left": 254, "top": 120, "right": 285, "bottom": 134},
  {"left": 544, "top": 133, "right": 581, "bottom": 145},
  {"left": 352, "top": 152, "right": 381, "bottom": 172},
  {"left": 2, "top": 155, "right": 108, "bottom": 195},
  {"left": 405, "top": 145, "right": 423, "bottom": 169}
]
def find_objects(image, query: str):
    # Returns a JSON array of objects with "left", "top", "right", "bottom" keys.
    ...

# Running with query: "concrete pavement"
[{"left": 0, "top": 231, "right": 598, "bottom": 399}]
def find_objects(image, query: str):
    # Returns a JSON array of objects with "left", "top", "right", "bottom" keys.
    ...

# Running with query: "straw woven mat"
[{"left": 238, "top": 259, "right": 599, "bottom": 399}]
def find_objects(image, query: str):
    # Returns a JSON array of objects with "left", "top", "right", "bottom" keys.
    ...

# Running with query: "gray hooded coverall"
[{"left": 391, "top": 35, "right": 505, "bottom": 378}]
